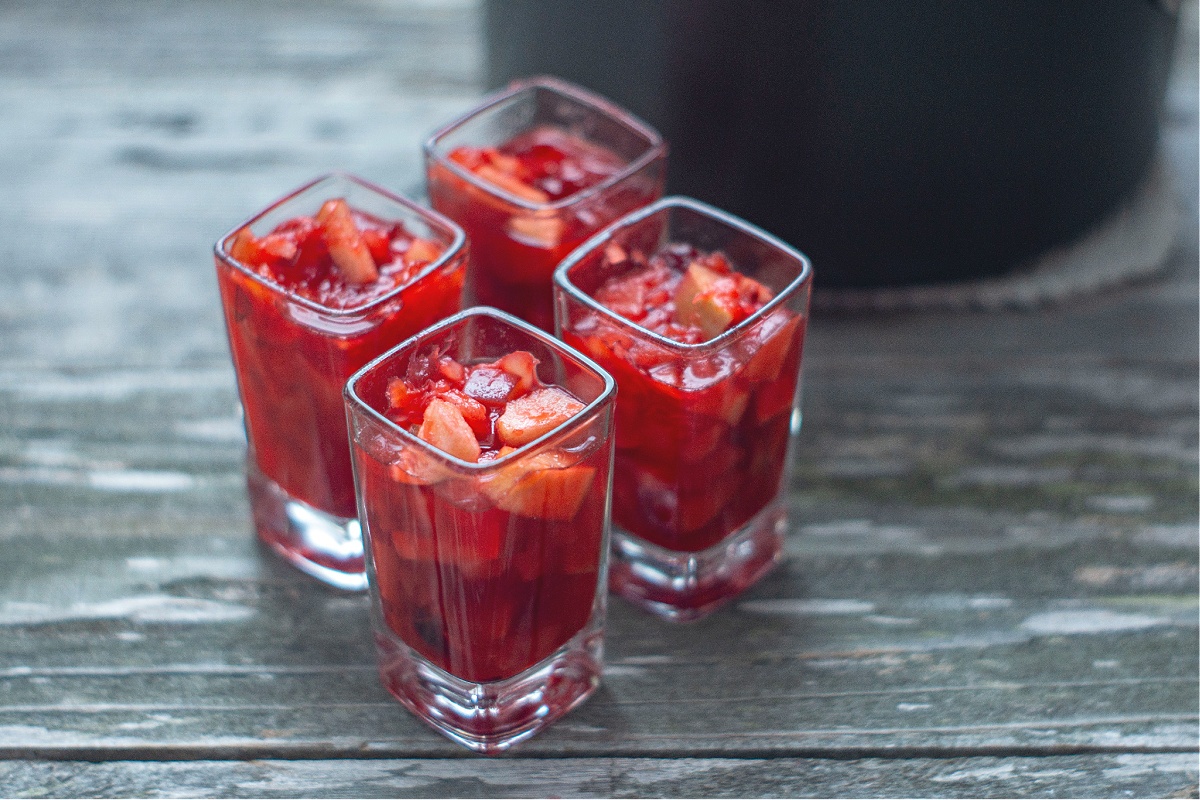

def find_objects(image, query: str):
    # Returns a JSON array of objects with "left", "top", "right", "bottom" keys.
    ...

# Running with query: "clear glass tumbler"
[
  {"left": 344, "top": 307, "right": 615, "bottom": 752},
  {"left": 424, "top": 75, "right": 667, "bottom": 331},
  {"left": 554, "top": 196, "right": 813, "bottom": 621},
  {"left": 214, "top": 174, "right": 467, "bottom": 590}
]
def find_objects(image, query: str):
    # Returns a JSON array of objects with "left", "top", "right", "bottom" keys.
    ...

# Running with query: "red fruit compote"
[
  {"left": 555, "top": 197, "right": 813, "bottom": 621},
  {"left": 214, "top": 174, "right": 467, "bottom": 590},
  {"left": 425, "top": 76, "right": 666, "bottom": 331},
  {"left": 344, "top": 307, "right": 615, "bottom": 752}
]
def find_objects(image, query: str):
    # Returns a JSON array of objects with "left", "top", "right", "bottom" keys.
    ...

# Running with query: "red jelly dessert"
[
  {"left": 563, "top": 242, "right": 807, "bottom": 554},
  {"left": 214, "top": 174, "right": 466, "bottom": 586},
  {"left": 425, "top": 78, "right": 666, "bottom": 331},
  {"left": 353, "top": 347, "right": 609, "bottom": 683}
]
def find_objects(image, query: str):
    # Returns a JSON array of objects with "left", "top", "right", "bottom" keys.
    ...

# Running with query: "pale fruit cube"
[
  {"left": 673, "top": 262, "right": 737, "bottom": 339},
  {"left": 496, "top": 386, "right": 585, "bottom": 447},
  {"left": 316, "top": 198, "right": 379, "bottom": 284},
  {"left": 507, "top": 212, "right": 565, "bottom": 248},
  {"left": 417, "top": 398, "right": 481, "bottom": 462},
  {"left": 482, "top": 449, "right": 596, "bottom": 521}
]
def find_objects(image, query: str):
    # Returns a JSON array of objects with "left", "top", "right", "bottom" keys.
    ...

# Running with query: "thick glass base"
[
  {"left": 246, "top": 463, "right": 367, "bottom": 591},
  {"left": 609, "top": 500, "right": 786, "bottom": 622},
  {"left": 374, "top": 614, "right": 604, "bottom": 753}
]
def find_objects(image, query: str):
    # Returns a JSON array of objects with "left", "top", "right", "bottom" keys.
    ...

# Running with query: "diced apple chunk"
[
  {"left": 741, "top": 312, "right": 800, "bottom": 383},
  {"left": 496, "top": 351, "right": 539, "bottom": 397},
  {"left": 386, "top": 377, "right": 410, "bottom": 410},
  {"left": 604, "top": 242, "right": 628, "bottom": 265},
  {"left": 388, "top": 449, "right": 451, "bottom": 486},
  {"left": 436, "top": 356, "right": 466, "bottom": 384},
  {"left": 316, "top": 198, "right": 378, "bottom": 284},
  {"left": 507, "top": 212, "right": 564, "bottom": 248},
  {"left": 496, "top": 386, "right": 585, "bottom": 447},
  {"left": 403, "top": 237, "right": 442, "bottom": 266},
  {"left": 673, "top": 262, "right": 737, "bottom": 339},
  {"left": 438, "top": 389, "right": 489, "bottom": 438},
  {"left": 417, "top": 398, "right": 481, "bottom": 462},
  {"left": 474, "top": 164, "right": 550, "bottom": 204},
  {"left": 482, "top": 450, "right": 596, "bottom": 520},
  {"left": 227, "top": 227, "right": 262, "bottom": 265}
]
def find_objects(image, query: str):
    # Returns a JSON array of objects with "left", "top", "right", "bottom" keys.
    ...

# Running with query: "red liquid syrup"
[
  {"left": 428, "top": 126, "right": 659, "bottom": 330},
  {"left": 355, "top": 349, "right": 606, "bottom": 683},
  {"left": 563, "top": 243, "right": 806, "bottom": 553},
  {"left": 216, "top": 201, "right": 462, "bottom": 526}
]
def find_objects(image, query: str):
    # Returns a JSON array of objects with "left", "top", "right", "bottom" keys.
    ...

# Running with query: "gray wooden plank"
[
  {"left": 0, "top": 516, "right": 1193, "bottom": 756},
  {"left": 0, "top": 753, "right": 1196, "bottom": 799}
]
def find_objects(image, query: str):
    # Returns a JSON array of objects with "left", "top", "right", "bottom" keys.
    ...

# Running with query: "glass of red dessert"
[
  {"left": 554, "top": 196, "right": 813, "bottom": 621},
  {"left": 424, "top": 75, "right": 667, "bottom": 331},
  {"left": 214, "top": 173, "right": 467, "bottom": 591},
  {"left": 344, "top": 306, "right": 616, "bottom": 753}
]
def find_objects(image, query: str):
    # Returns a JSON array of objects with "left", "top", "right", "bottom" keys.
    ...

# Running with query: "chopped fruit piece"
[
  {"left": 259, "top": 232, "right": 299, "bottom": 262},
  {"left": 463, "top": 366, "right": 520, "bottom": 406},
  {"left": 482, "top": 450, "right": 596, "bottom": 520},
  {"left": 316, "top": 198, "right": 379, "bottom": 284},
  {"left": 388, "top": 449, "right": 451, "bottom": 486},
  {"left": 715, "top": 386, "right": 751, "bottom": 426},
  {"left": 474, "top": 164, "right": 550, "bottom": 204},
  {"left": 417, "top": 399, "right": 481, "bottom": 462},
  {"left": 604, "top": 242, "right": 628, "bottom": 264},
  {"left": 497, "top": 351, "right": 539, "bottom": 396},
  {"left": 674, "top": 262, "right": 738, "bottom": 339},
  {"left": 387, "top": 377, "right": 411, "bottom": 411},
  {"left": 501, "top": 463, "right": 596, "bottom": 521},
  {"left": 741, "top": 312, "right": 801, "bottom": 383},
  {"left": 487, "top": 151, "right": 523, "bottom": 175},
  {"left": 404, "top": 237, "right": 442, "bottom": 266},
  {"left": 437, "top": 356, "right": 466, "bottom": 384},
  {"left": 389, "top": 528, "right": 439, "bottom": 563},
  {"left": 227, "top": 227, "right": 264, "bottom": 266},
  {"left": 508, "top": 213, "right": 565, "bottom": 248},
  {"left": 480, "top": 448, "right": 569, "bottom": 498},
  {"left": 438, "top": 389, "right": 490, "bottom": 437},
  {"left": 496, "top": 387, "right": 587, "bottom": 447}
]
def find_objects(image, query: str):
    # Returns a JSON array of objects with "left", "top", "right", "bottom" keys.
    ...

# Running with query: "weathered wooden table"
[{"left": 1, "top": 2, "right": 1196, "bottom": 796}]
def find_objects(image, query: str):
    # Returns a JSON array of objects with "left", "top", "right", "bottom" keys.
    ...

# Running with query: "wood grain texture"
[
  {"left": 1, "top": 754, "right": 1197, "bottom": 799},
  {"left": 0, "top": 0, "right": 1196, "bottom": 795}
]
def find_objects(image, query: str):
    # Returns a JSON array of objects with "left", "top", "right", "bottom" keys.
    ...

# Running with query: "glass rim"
[
  {"left": 344, "top": 305, "right": 617, "bottom": 471},
  {"left": 213, "top": 172, "right": 468, "bottom": 318},
  {"left": 553, "top": 195, "right": 814, "bottom": 354},
  {"left": 422, "top": 75, "right": 668, "bottom": 212}
]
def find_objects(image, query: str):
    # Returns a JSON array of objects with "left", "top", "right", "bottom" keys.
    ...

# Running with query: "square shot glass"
[
  {"left": 344, "top": 307, "right": 616, "bottom": 753},
  {"left": 424, "top": 75, "right": 667, "bottom": 331},
  {"left": 554, "top": 197, "right": 813, "bottom": 621},
  {"left": 214, "top": 174, "right": 468, "bottom": 591}
]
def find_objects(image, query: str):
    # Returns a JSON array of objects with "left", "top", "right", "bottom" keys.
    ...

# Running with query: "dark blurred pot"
[{"left": 485, "top": 1, "right": 1179, "bottom": 288}]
